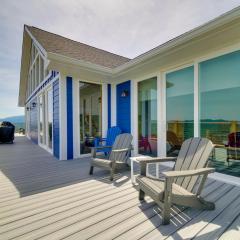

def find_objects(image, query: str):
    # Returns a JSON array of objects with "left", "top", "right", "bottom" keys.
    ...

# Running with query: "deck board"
[{"left": 0, "top": 136, "right": 239, "bottom": 240}]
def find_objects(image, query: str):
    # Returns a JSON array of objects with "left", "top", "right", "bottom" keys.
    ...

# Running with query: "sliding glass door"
[
  {"left": 79, "top": 82, "right": 102, "bottom": 155},
  {"left": 199, "top": 50, "right": 240, "bottom": 176},
  {"left": 166, "top": 66, "right": 194, "bottom": 156},
  {"left": 138, "top": 77, "right": 157, "bottom": 156},
  {"left": 38, "top": 88, "right": 53, "bottom": 152}
]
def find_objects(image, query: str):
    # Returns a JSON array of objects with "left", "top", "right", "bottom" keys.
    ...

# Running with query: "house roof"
[
  {"left": 26, "top": 26, "right": 131, "bottom": 69},
  {"left": 19, "top": 6, "right": 240, "bottom": 107}
]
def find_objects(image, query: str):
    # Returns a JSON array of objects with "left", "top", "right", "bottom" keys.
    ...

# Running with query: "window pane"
[
  {"left": 200, "top": 50, "right": 240, "bottom": 177},
  {"left": 138, "top": 77, "right": 157, "bottom": 156},
  {"left": 39, "top": 94, "right": 45, "bottom": 144},
  {"left": 47, "top": 89, "right": 53, "bottom": 149},
  {"left": 166, "top": 66, "right": 194, "bottom": 156}
]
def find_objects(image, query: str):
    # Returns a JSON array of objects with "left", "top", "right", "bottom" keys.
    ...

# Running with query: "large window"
[
  {"left": 200, "top": 50, "right": 240, "bottom": 176},
  {"left": 166, "top": 66, "right": 194, "bottom": 156},
  {"left": 138, "top": 77, "right": 157, "bottom": 156},
  {"left": 27, "top": 43, "right": 45, "bottom": 97}
]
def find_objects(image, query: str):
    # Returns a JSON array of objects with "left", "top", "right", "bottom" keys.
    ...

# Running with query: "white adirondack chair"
[
  {"left": 90, "top": 133, "right": 133, "bottom": 181},
  {"left": 136, "top": 137, "right": 215, "bottom": 225}
]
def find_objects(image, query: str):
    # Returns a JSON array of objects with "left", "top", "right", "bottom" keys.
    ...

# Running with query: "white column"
[
  {"left": 102, "top": 83, "right": 108, "bottom": 138},
  {"left": 131, "top": 80, "right": 138, "bottom": 156},
  {"left": 194, "top": 61, "right": 199, "bottom": 137},
  {"left": 59, "top": 73, "right": 67, "bottom": 160},
  {"left": 111, "top": 83, "right": 116, "bottom": 126},
  {"left": 158, "top": 72, "right": 166, "bottom": 157},
  {"left": 73, "top": 78, "right": 80, "bottom": 158}
]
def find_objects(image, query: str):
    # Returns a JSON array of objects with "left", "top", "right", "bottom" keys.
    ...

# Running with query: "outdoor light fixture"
[
  {"left": 31, "top": 102, "right": 37, "bottom": 108},
  {"left": 26, "top": 107, "right": 30, "bottom": 111},
  {"left": 121, "top": 90, "right": 129, "bottom": 97}
]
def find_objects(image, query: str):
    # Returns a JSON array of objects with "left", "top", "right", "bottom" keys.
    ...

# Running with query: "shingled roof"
[{"left": 26, "top": 26, "right": 131, "bottom": 69}]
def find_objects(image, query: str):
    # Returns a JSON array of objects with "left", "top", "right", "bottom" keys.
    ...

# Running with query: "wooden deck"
[{"left": 0, "top": 137, "right": 239, "bottom": 240}]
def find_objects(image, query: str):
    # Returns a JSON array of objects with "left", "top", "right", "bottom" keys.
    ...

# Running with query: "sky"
[{"left": 0, "top": 0, "right": 240, "bottom": 118}]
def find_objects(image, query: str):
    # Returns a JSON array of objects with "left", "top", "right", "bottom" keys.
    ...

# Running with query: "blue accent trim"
[
  {"left": 116, "top": 80, "right": 131, "bottom": 133},
  {"left": 53, "top": 79, "right": 60, "bottom": 159},
  {"left": 66, "top": 76, "right": 73, "bottom": 159},
  {"left": 107, "top": 84, "right": 111, "bottom": 128},
  {"left": 26, "top": 71, "right": 59, "bottom": 104}
]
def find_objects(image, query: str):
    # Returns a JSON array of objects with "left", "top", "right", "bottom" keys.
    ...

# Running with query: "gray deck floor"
[{"left": 0, "top": 137, "right": 239, "bottom": 240}]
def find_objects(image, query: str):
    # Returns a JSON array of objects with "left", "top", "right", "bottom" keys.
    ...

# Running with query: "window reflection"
[
  {"left": 47, "top": 89, "right": 53, "bottom": 149},
  {"left": 166, "top": 66, "right": 194, "bottom": 156},
  {"left": 200, "top": 50, "right": 240, "bottom": 176},
  {"left": 39, "top": 94, "right": 45, "bottom": 145},
  {"left": 138, "top": 77, "right": 157, "bottom": 156}
]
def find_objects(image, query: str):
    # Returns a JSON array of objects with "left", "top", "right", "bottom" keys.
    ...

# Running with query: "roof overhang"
[
  {"left": 112, "top": 6, "right": 240, "bottom": 75},
  {"left": 18, "top": 6, "right": 240, "bottom": 106},
  {"left": 18, "top": 25, "right": 49, "bottom": 107},
  {"left": 18, "top": 28, "right": 32, "bottom": 107}
]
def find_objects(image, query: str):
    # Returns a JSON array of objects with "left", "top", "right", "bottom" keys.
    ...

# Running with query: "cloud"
[{"left": 0, "top": 0, "right": 240, "bottom": 117}]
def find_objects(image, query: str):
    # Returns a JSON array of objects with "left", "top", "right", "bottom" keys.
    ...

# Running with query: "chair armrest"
[
  {"left": 138, "top": 157, "right": 177, "bottom": 164},
  {"left": 162, "top": 168, "right": 215, "bottom": 178},
  {"left": 91, "top": 146, "right": 112, "bottom": 157},
  {"left": 111, "top": 148, "right": 131, "bottom": 153},
  {"left": 92, "top": 145, "right": 112, "bottom": 150}
]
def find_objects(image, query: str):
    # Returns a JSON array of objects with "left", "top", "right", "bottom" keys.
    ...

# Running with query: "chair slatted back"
[
  {"left": 106, "top": 126, "right": 122, "bottom": 146},
  {"left": 174, "top": 138, "right": 214, "bottom": 193},
  {"left": 109, "top": 133, "right": 133, "bottom": 162}
]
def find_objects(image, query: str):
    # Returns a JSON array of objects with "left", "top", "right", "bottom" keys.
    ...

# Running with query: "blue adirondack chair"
[{"left": 94, "top": 126, "right": 122, "bottom": 155}]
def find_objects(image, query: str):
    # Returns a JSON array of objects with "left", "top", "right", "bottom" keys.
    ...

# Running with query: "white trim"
[
  {"left": 25, "top": 26, "right": 47, "bottom": 58},
  {"left": 26, "top": 71, "right": 53, "bottom": 103},
  {"left": 131, "top": 80, "right": 138, "bottom": 156},
  {"left": 73, "top": 78, "right": 80, "bottom": 158},
  {"left": 157, "top": 73, "right": 161, "bottom": 157},
  {"left": 195, "top": 42, "right": 240, "bottom": 64},
  {"left": 132, "top": 72, "right": 159, "bottom": 83},
  {"left": 194, "top": 61, "right": 199, "bottom": 137},
  {"left": 102, "top": 83, "right": 108, "bottom": 138},
  {"left": 59, "top": 74, "right": 67, "bottom": 160},
  {"left": 163, "top": 62, "right": 194, "bottom": 75},
  {"left": 160, "top": 72, "right": 166, "bottom": 157},
  {"left": 111, "top": 83, "right": 116, "bottom": 126}
]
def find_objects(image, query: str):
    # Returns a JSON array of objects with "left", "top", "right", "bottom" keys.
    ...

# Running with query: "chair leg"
[
  {"left": 139, "top": 189, "right": 145, "bottom": 201},
  {"left": 110, "top": 169, "right": 114, "bottom": 181},
  {"left": 162, "top": 201, "right": 171, "bottom": 225},
  {"left": 89, "top": 166, "right": 94, "bottom": 175},
  {"left": 199, "top": 197, "right": 215, "bottom": 210}
]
